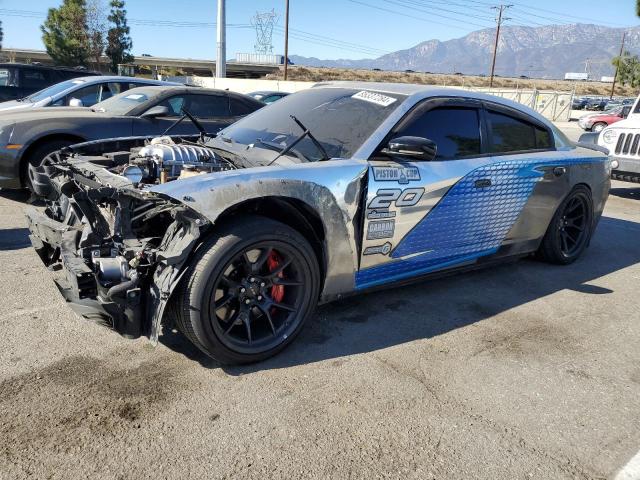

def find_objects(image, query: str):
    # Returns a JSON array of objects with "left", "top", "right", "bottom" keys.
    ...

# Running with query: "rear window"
[{"left": 488, "top": 110, "right": 553, "bottom": 153}]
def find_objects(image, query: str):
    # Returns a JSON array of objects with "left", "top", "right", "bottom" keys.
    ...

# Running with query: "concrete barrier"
[{"left": 161, "top": 76, "right": 314, "bottom": 94}]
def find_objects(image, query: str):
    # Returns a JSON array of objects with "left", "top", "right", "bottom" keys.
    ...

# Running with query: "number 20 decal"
[{"left": 368, "top": 188, "right": 425, "bottom": 209}]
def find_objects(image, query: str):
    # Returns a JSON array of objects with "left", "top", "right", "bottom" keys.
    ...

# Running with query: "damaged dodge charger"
[{"left": 26, "top": 82, "right": 610, "bottom": 364}]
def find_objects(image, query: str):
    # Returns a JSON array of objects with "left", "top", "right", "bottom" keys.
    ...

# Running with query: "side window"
[
  {"left": 101, "top": 82, "right": 123, "bottom": 100},
  {"left": 230, "top": 97, "right": 259, "bottom": 116},
  {"left": 184, "top": 94, "right": 230, "bottom": 117},
  {"left": 21, "top": 69, "right": 51, "bottom": 90},
  {"left": 0, "top": 67, "right": 18, "bottom": 87},
  {"left": 396, "top": 106, "right": 482, "bottom": 159},
  {"left": 623, "top": 106, "right": 631, "bottom": 118},
  {"left": 487, "top": 110, "right": 552, "bottom": 153},
  {"left": 154, "top": 95, "right": 186, "bottom": 116},
  {"left": 67, "top": 84, "right": 101, "bottom": 106}
]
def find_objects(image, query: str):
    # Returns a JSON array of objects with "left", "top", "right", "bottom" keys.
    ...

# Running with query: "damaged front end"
[{"left": 25, "top": 137, "right": 228, "bottom": 341}]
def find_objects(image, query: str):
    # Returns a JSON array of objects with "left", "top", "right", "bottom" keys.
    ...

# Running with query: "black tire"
[
  {"left": 173, "top": 215, "right": 321, "bottom": 364},
  {"left": 591, "top": 122, "right": 606, "bottom": 133},
  {"left": 23, "top": 140, "right": 74, "bottom": 193},
  {"left": 538, "top": 185, "right": 593, "bottom": 265}
]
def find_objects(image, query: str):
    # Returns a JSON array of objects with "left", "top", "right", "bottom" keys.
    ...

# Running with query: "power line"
[{"left": 381, "top": 0, "right": 495, "bottom": 28}]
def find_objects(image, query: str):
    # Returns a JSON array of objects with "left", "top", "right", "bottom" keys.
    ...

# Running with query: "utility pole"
[
  {"left": 489, "top": 4, "right": 511, "bottom": 88},
  {"left": 216, "top": 0, "right": 226, "bottom": 78},
  {"left": 610, "top": 31, "right": 626, "bottom": 99},
  {"left": 283, "top": 0, "right": 290, "bottom": 80}
]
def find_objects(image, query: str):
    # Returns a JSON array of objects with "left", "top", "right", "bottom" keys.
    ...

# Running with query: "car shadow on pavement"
[
  {"left": 0, "top": 228, "right": 32, "bottom": 251},
  {"left": 610, "top": 186, "right": 640, "bottom": 201},
  {"left": 161, "top": 215, "right": 640, "bottom": 372}
]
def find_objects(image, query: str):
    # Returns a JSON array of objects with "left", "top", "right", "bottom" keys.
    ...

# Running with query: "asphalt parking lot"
[{"left": 1, "top": 124, "right": 639, "bottom": 479}]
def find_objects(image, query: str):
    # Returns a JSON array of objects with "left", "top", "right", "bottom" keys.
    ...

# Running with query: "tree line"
[{"left": 40, "top": 0, "right": 133, "bottom": 73}]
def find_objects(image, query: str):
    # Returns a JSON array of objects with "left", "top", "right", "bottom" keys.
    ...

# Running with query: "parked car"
[
  {"left": 26, "top": 82, "right": 610, "bottom": 364},
  {"left": 585, "top": 98, "right": 607, "bottom": 111},
  {"left": 247, "top": 90, "right": 289, "bottom": 104},
  {"left": 578, "top": 105, "right": 631, "bottom": 132},
  {"left": 0, "top": 63, "right": 100, "bottom": 102},
  {"left": 0, "top": 76, "right": 182, "bottom": 112},
  {"left": 0, "top": 85, "right": 263, "bottom": 192},
  {"left": 572, "top": 97, "right": 588, "bottom": 110}
]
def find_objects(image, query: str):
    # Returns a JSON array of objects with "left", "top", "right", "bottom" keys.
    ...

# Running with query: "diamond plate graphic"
[{"left": 355, "top": 157, "right": 600, "bottom": 289}]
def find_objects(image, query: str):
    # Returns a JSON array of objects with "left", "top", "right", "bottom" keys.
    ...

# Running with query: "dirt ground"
[{"left": 0, "top": 127, "right": 639, "bottom": 479}]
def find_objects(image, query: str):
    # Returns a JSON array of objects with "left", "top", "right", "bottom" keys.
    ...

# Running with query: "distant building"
[
  {"left": 564, "top": 72, "right": 589, "bottom": 81},
  {"left": 600, "top": 76, "right": 615, "bottom": 83}
]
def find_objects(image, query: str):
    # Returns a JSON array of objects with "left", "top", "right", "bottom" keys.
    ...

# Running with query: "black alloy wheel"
[
  {"left": 208, "top": 242, "right": 308, "bottom": 354},
  {"left": 538, "top": 186, "right": 593, "bottom": 265},
  {"left": 173, "top": 215, "right": 321, "bottom": 364},
  {"left": 557, "top": 195, "right": 589, "bottom": 258}
]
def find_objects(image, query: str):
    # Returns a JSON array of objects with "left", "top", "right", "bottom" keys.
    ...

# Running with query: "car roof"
[
  {"left": 125, "top": 85, "right": 229, "bottom": 95},
  {"left": 62, "top": 75, "right": 181, "bottom": 85},
  {"left": 312, "top": 81, "right": 552, "bottom": 127},
  {"left": 250, "top": 90, "right": 287, "bottom": 95}
]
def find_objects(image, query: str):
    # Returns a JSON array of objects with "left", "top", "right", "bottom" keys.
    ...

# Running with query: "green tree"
[
  {"left": 105, "top": 0, "right": 133, "bottom": 73},
  {"left": 41, "top": 0, "right": 90, "bottom": 66},
  {"left": 613, "top": 51, "right": 640, "bottom": 88},
  {"left": 86, "top": 0, "right": 108, "bottom": 69}
]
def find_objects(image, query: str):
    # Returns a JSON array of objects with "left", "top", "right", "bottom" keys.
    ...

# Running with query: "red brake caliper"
[{"left": 267, "top": 250, "right": 285, "bottom": 303}]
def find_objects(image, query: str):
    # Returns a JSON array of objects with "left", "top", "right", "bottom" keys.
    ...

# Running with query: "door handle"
[{"left": 474, "top": 178, "right": 492, "bottom": 188}]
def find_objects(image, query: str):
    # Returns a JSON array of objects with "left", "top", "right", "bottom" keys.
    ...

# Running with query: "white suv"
[{"left": 597, "top": 95, "right": 640, "bottom": 182}]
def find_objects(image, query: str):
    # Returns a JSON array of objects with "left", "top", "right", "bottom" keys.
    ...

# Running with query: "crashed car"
[{"left": 26, "top": 82, "right": 611, "bottom": 364}]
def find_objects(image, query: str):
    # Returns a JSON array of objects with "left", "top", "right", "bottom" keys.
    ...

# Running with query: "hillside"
[{"left": 290, "top": 23, "right": 639, "bottom": 80}]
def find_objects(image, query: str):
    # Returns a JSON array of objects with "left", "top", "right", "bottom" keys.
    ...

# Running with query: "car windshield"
[
  {"left": 26, "top": 79, "right": 88, "bottom": 102},
  {"left": 92, "top": 87, "right": 164, "bottom": 115},
  {"left": 219, "top": 87, "right": 406, "bottom": 160}
]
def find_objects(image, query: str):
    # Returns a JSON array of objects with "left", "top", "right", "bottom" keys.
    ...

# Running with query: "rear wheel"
[
  {"left": 173, "top": 216, "right": 321, "bottom": 364},
  {"left": 538, "top": 186, "right": 593, "bottom": 265}
]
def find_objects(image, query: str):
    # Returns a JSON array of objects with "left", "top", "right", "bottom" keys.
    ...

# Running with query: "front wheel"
[
  {"left": 24, "top": 140, "right": 74, "bottom": 194},
  {"left": 173, "top": 216, "right": 321, "bottom": 364},
  {"left": 537, "top": 186, "right": 593, "bottom": 265},
  {"left": 591, "top": 122, "right": 606, "bottom": 133}
]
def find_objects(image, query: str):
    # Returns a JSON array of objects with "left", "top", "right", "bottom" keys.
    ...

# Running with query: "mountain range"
[{"left": 290, "top": 24, "right": 639, "bottom": 79}]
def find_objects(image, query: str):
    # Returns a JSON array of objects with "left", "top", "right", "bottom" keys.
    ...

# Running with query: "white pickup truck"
[{"left": 593, "top": 95, "right": 640, "bottom": 182}]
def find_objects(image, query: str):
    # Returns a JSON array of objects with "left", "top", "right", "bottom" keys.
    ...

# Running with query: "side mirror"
[
  {"left": 382, "top": 136, "right": 437, "bottom": 161},
  {"left": 68, "top": 97, "right": 83, "bottom": 107},
  {"left": 141, "top": 105, "right": 170, "bottom": 118}
]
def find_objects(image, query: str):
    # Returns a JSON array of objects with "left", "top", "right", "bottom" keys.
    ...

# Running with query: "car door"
[
  {"left": 181, "top": 93, "right": 236, "bottom": 134},
  {"left": 356, "top": 98, "right": 561, "bottom": 290}
]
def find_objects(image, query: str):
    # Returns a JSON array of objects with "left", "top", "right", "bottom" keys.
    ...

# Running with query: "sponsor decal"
[
  {"left": 372, "top": 166, "right": 421, "bottom": 184},
  {"left": 363, "top": 242, "right": 392, "bottom": 256},
  {"left": 367, "top": 220, "right": 395, "bottom": 240},
  {"left": 367, "top": 209, "right": 396, "bottom": 220},
  {"left": 368, "top": 187, "right": 425, "bottom": 209},
  {"left": 351, "top": 90, "right": 397, "bottom": 107}
]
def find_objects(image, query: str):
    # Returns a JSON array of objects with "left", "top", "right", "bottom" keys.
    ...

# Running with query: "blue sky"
[{"left": 0, "top": 0, "right": 637, "bottom": 60}]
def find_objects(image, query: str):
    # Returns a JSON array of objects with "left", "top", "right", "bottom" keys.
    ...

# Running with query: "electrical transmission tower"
[{"left": 251, "top": 9, "right": 278, "bottom": 55}]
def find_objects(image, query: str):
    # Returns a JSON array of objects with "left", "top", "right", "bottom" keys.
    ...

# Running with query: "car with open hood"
[{"left": 26, "top": 82, "right": 610, "bottom": 364}]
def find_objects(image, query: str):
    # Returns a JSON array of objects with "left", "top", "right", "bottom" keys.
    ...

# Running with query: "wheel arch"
[
  {"left": 19, "top": 133, "right": 86, "bottom": 185},
  {"left": 212, "top": 196, "right": 328, "bottom": 282}
]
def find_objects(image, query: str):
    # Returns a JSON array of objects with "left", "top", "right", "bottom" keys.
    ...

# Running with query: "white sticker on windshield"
[
  {"left": 352, "top": 90, "right": 397, "bottom": 107},
  {"left": 125, "top": 94, "right": 145, "bottom": 100}
]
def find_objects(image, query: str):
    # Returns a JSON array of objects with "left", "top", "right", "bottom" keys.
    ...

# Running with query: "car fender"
[{"left": 151, "top": 160, "right": 370, "bottom": 301}]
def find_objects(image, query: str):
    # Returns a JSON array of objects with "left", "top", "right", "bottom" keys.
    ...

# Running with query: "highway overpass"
[{"left": 0, "top": 48, "right": 279, "bottom": 78}]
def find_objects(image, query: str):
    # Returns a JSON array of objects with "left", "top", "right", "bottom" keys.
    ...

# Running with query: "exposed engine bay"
[
  {"left": 109, "top": 136, "right": 235, "bottom": 186},
  {"left": 27, "top": 135, "right": 228, "bottom": 341}
]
